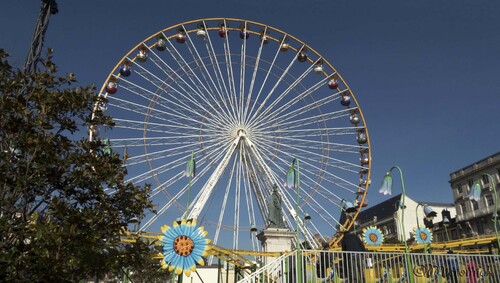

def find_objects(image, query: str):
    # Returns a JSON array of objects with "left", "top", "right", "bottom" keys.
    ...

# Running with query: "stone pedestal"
[{"left": 257, "top": 228, "right": 296, "bottom": 265}]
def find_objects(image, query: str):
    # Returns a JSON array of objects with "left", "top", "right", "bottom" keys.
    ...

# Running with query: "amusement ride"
[{"left": 90, "top": 18, "right": 371, "bottom": 256}]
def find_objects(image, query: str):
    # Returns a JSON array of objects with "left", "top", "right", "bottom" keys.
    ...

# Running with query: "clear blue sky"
[{"left": 1, "top": 0, "right": 499, "bottom": 208}]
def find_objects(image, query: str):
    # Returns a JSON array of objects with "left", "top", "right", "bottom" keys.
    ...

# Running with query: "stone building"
[
  {"left": 449, "top": 152, "right": 500, "bottom": 238},
  {"left": 353, "top": 194, "right": 455, "bottom": 243}
]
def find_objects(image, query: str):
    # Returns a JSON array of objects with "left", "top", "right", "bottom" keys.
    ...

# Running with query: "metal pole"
[
  {"left": 389, "top": 165, "right": 414, "bottom": 283},
  {"left": 24, "top": 0, "right": 58, "bottom": 74},
  {"left": 444, "top": 224, "right": 450, "bottom": 241},
  {"left": 217, "top": 258, "right": 221, "bottom": 283},
  {"left": 296, "top": 160, "right": 302, "bottom": 283},
  {"left": 485, "top": 173, "right": 500, "bottom": 253},
  {"left": 415, "top": 203, "right": 423, "bottom": 229}
]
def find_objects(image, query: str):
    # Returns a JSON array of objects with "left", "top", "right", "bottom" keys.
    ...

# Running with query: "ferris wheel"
[{"left": 90, "top": 18, "right": 371, "bottom": 251}]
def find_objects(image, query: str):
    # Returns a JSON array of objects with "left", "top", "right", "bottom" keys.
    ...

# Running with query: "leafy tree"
[{"left": 0, "top": 49, "right": 163, "bottom": 282}]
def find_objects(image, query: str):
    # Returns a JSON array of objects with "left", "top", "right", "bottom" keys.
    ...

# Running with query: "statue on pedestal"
[{"left": 268, "top": 184, "right": 285, "bottom": 229}]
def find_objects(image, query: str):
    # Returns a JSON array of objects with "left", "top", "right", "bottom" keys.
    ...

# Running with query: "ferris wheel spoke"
[
  {"left": 257, "top": 136, "right": 363, "bottom": 182},
  {"left": 112, "top": 118, "right": 227, "bottom": 141},
  {"left": 181, "top": 26, "right": 238, "bottom": 123},
  {"left": 127, "top": 146, "right": 206, "bottom": 187},
  {"left": 271, "top": 129, "right": 361, "bottom": 147},
  {"left": 182, "top": 25, "right": 221, "bottom": 99},
  {"left": 246, "top": 44, "right": 301, "bottom": 127},
  {"left": 211, "top": 155, "right": 237, "bottom": 250},
  {"left": 245, "top": 35, "right": 289, "bottom": 125},
  {"left": 293, "top": 193, "right": 336, "bottom": 247},
  {"left": 249, "top": 57, "right": 321, "bottom": 128},
  {"left": 161, "top": 36, "right": 235, "bottom": 124},
  {"left": 251, "top": 74, "right": 330, "bottom": 128},
  {"left": 237, "top": 22, "right": 248, "bottom": 125},
  {"left": 188, "top": 134, "right": 242, "bottom": 219},
  {"left": 233, "top": 148, "right": 244, "bottom": 249},
  {"left": 244, "top": 142, "right": 296, "bottom": 230},
  {"left": 242, "top": 149, "right": 272, "bottom": 225},
  {"left": 125, "top": 143, "right": 199, "bottom": 167},
  {"left": 255, "top": 88, "right": 348, "bottom": 130},
  {"left": 161, "top": 39, "right": 213, "bottom": 102},
  {"left": 241, "top": 151, "right": 262, "bottom": 253},
  {"left": 203, "top": 24, "right": 238, "bottom": 121},
  {"left": 258, "top": 106, "right": 353, "bottom": 134},
  {"left": 242, "top": 150, "right": 265, "bottom": 226},
  {"left": 254, "top": 146, "right": 360, "bottom": 206},
  {"left": 259, "top": 132, "right": 361, "bottom": 155},
  {"left": 129, "top": 55, "right": 209, "bottom": 114},
  {"left": 125, "top": 55, "right": 175, "bottom": 94},
  {"left": 114, "top": 76, "right": 228, "bottom": 129},
  {"left": 140, "top": 183, "right": 187, "bottom": 231},
  {"left": 127, "top": 156, "right": 185, "bottom": 186},
  {"left": 146, "top": 148, "right": 228, "bottom": 207},
  {"left": 145, "top": 44, "right": 234, "bottom": 124},
  {"left": 109, "top": 97, "right": 223, "bottom": 133},
  {"left": 303, "top": 200, "right": 342, "bottom": 230},
  {"left": 219, "top": 20, "right": 237, "bottom": 111},
  {"left": 110, "top": 135, "right": 208, "bottom": 148},
  {"left": 146, "top": 138, "right": 230, "bottom": 191},
  {"left": 127, "top": 139, "right": 228, "bottom": 175},
  {"left": 243, "top": 26, "right": 267, "bottom": 124},
  {"left": 112, "top": 118, "right": 196, "bottom": 134},
  {"left": 221, "top": 26, "right": 240, "bottom": 122}
]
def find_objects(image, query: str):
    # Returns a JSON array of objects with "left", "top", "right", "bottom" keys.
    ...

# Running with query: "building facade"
[
  {"left": 449, "top": 152, "right": 500, "bottom": 238},
  {"left": 354, "top": 194, "right": 456, "bottom": 243}
]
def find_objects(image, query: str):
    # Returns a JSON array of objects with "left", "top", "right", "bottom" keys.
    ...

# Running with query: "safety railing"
[{"left": 238, "top": 250, "right": 500, "bottom": 283}]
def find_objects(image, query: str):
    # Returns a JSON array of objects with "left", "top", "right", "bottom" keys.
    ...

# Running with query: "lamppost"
[
  {"left": 286, "top": 158, "right": 302, "bottom": 283},
  {"left": 415, "top": 204, "right": 437, "bottom": 230},
  {"left": 379, "top": 166, "right": 409, "bottom": 253},
  {"left": 472, "top": 173, "right": 500, "bottom": 253},
  {"left": 184, "top": 151, "right": 195, "bottom": 218},
  {"left": 442, "top": 214, "right": 450, "bottom": 241},
  {"left": 379, "top": 166, "right": 414, "bottom": 283},
  {"left": 415, "top": 204, "right": 437, "bottom": 252},
  {"left": 286, "top": 158, "right": 301, "bottom": 247}
]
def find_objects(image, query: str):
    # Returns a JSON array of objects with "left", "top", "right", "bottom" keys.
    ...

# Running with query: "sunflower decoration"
[
  {"left": 362, "top": 226, "right": 384, "bottom": 246},
  {"left": 414, "top": 227, "right": 432, "bottom": 244},
  {"left": 158, "top": 218, "right": 211, "bottom": 277}
]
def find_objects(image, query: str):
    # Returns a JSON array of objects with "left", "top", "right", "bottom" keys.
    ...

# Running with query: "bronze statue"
[{"left": 268, "top": 184, "right": 285, "bottom": 228}]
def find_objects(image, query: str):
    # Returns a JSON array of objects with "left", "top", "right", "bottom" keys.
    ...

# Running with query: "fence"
[{"left": 238, "top": 250, "right": 500, "bottom": 283}]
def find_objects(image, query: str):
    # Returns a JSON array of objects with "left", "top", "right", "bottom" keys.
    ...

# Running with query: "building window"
[
  {"left": 472, "top": 200, "right": 479, "bottom": 210},
  {"left": 386, "top": 224, "right": 395, "bottom": 235},
  {"left": 460, "top": 203, "right": 467, "bottom": 214},
  {"left": 456, "top": 185, "right": 463, "bottom": 194},
  {"left": 486, "top": 194, "right": 494, "bottom": 206},
  {"left": 477, "top": 222, "right": 485, "bottom": 235},
  {"left": 468, "top": 179, "right": 474, "bottom": 189},
  {"left": 482, "top": 174, "right": 490, "bottom": 184}
]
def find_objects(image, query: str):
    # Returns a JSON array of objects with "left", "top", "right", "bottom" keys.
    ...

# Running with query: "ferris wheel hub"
[{"left": 237, "top": 128, "right": 247, "bottom": 137}]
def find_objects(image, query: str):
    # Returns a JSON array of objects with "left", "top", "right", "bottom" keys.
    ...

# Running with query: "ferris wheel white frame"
[{"left": 90, "top": 18, "right": 371, "bottom": 250}]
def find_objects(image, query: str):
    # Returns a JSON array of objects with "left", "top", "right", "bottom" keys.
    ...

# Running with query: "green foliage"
[{"left": 0, "top": 49, "right": 162, "bottom": 282}]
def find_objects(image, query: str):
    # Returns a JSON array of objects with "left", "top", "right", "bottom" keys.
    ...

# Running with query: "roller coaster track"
[{"left": 121, "top": 229, "right": 500, "bottom": 271}]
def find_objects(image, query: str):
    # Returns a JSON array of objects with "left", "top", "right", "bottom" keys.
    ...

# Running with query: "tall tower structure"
[{"left": 24, "top": 0, "right": 58, "bottom": 74}]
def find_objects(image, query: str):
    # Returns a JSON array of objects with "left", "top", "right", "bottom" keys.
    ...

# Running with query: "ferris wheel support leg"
[{"left": 188, "top": 135, "right": 241, "bottom": 220}]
